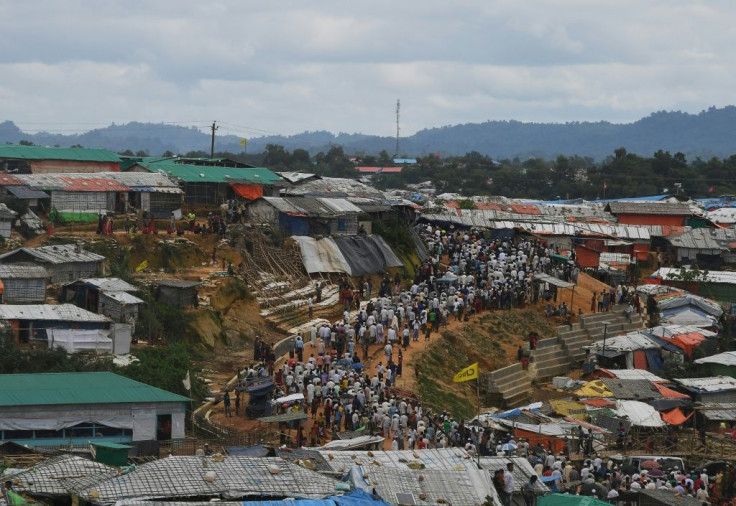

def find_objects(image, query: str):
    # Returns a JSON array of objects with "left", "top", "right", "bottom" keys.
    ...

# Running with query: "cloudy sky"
[{"left": 0, "top": 1, "right": 733, "bottom": 139}]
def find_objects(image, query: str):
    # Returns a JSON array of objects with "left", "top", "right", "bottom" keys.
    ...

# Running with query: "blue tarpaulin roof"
[{"left": 241, "top": 489, "right": 389, "bottom": 505}]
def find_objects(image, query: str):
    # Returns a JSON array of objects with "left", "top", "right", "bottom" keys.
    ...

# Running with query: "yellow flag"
[
  {"left": 135, "top": 259, "right": 148, "bottom": 272},
  {"left": 453, "top": 362, "right": 479, "bottom": 383},
  {"left": 239, "top": 138, "right": 247, "bottom": 147}
]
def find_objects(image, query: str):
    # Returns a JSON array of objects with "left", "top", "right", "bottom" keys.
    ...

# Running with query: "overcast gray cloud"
[{"left": 0, "top": 0, "right": 734, "bottom": 138}]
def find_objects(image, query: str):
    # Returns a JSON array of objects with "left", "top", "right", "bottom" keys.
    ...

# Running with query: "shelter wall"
[
  {"left": 2, "top": 278, "right": 46, "bottom": 303},
  {"left": 675, "top": 247, "right": 721, "bottom": 264},
  {"left": 616, "top": 214, "right": 686, "bottom": 227},
  {"left": 29, "top": 160, "right": 120, "bottom": 173},
  {"left": 0, "top": 402, "right": 185, "bottom": 443},
  {"left": 182, "top": 182, "right": 227, "bottom": 206},
  {"left": 99, "top": 293, "right": 140, "bottom": 322},
  {"left": 0, "top": 218, "right": 11, "bottom": 238},
  {"left": 50, "top": 191, "right": 114, "bottom": 213},
  {"left": 48, "top": 261, "right": 103, "bottom": 283},
  {"left": 329, "top": 215, "right": 358, "bottom": 236},
  {"left": 247, "top": 200, "right": 278, "bottom": 224}
]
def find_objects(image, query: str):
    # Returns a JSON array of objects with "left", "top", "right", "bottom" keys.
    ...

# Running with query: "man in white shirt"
[{"left": 503, "top": 462, "right": 515, "bottom": 506}]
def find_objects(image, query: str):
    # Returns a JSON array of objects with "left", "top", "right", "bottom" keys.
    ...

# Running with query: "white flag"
[{"left": 182, "top": 370, "right": 191, "bottom": 392}]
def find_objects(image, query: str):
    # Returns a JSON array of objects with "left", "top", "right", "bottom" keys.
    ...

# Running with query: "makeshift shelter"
[
  {"left": 74, "top": 456, "right": 342, "bottom": 504},
  {"left": 675, "top": 377, "right": 736, "bottom": 403},
  {"left": 615, "top": 400, "right": 666, "bottom": 428},
  {"left": 47, "top": 328, "right": 112, "bottom": 354},
  {"left": 61, "top": 277, "right": 143, "bottom": 322},
  {"left": 0, "top": 303, "right": 109, "bottom": 345},
  {"left": 663, "top": 228, "right": 727, "bottom": 266},
  {"left": 155, "top": 279, "right": 200, "bottom": 307},
  {"left": 0, "top": 372, "right": 189, "bottom": 448},
  {"left": 0, "top": 263, "right": 47, "bottom": 303},
  {"left": 0, "top": 145, "right": 121, "bottom": 173},
  {"left": 585, "top": 332, "right": 661, "bottom": 370},
  {"left": 247, "top": 196, "right": 362, "bottom": 236},
  {"left": 0, "top": 244, "right": 105, "bottom": 283},
  {"left": 695, "top": 350, "right": 736, "bottom": 377},
  {"left": 292, "top": 236, "right": 403, "bottom": 276},
  {"left": 11, "top": 454, "right": 119, "bottom": 500},
  {"left": 129, "top": 160, "right": 283, "bottom": 205},
  {"left": 103, "top": 171, "right": 183, "bottom": 217},
  {"left": 0, "top": 202, "right": 17, "bottom": 238}
]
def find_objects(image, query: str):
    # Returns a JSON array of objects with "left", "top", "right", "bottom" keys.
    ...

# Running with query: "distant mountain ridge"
[{"left": 2, "top": 106, "right": 736, "bottom": 160}]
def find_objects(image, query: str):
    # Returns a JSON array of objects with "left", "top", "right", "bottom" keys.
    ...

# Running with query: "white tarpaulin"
[
  {"left": 695, "top": 351, "right": 736, "bottom": 367},
  {"left": 292, "top": 236, "right": 352, "bottom": 274},
  {"left": 0, "top": 416, "right": 132, "bottom": 431},
  {"left": 48, "top": 329, "right": 112, "bottom": 354},
  {"left": 615, "top": 400, "right": 666, "bottom": 428}
]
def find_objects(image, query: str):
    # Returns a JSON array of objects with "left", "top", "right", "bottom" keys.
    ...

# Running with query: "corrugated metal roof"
[
  {"left": 607, "top": 201, "right": 697, "bottom": 215},
  {"left": 0, "top": 244, "right": 105, "bottom": 264},
  {"left": 665, "top": 228, "right": 725, "bottom": 250},
  {"left": 602, "top": 369, "right": 665, "bottom": 382},
  {"left": 0, "top": 203, "right": 16, "bottom": 219},
  {"left": 259, "top": 196, "right": 361, "bottom": 217},
  {"left": 103, "top": 171, "right": 180, "bottom": 189},
  {"left": 135, "top": 161, "right": 282, "bottom": 185},
  {"left": 701, "top": 403, "right": 736, "bottom": 421},
  {"left": 654, "top": 267, "right": 736, "bottom": 285},
  {"left": 101, "top": 291, "right": 144, "bottom": 304},
  {"left": 80, "top": 277, "right": 138, "bottom": 292},
  {"left": 0, "top": 145, "right": 121, "bottom": 162},
  {"left": 599, "top": 378, "right": 663, "bottom": 400},
  {"left": 16, "top": 173, "right": 128, "bottom": 192},
  {"left": 0, "top": 303, "right": 109, "bottom": 322},
  {"left": 0, "top": 174, "right": 24, "bottom": 186},
  {"left": 4, "top": 185, "right": 50, "bottom": 199},
  {"left": 0, "top": 263, "right": 48, "bottom": 278},
  {"left": 675, "top": 377, "right": 736, "bottom": 392},
  {"left": 0, "top": 372, "right": 189, "bottom": 407}
]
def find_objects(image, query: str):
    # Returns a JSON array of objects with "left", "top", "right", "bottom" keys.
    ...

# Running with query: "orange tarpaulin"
[
  {"left": 230, "top": 183, "right": 263, "bottom": 200},
  {"left": 634, "top": 350, "right": 648, "bottom": 369},
  {"left": 654, "top": 383, "right": 690, "bottom": 399},
  {"left": 660, "top": 407, "right": 693, "bottom": 425},
  {"left": 514, "top": 428, "right": 565, "bottom": 453}
]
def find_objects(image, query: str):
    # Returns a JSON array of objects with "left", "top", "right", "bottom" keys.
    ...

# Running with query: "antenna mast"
[
  {"left": 210, "top": 121, "right": 219, "bottom": 157},
  {"left": 395, "top": 99, "right": 400, "bottom": 157}
]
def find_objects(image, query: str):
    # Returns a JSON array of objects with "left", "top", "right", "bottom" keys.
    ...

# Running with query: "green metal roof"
[
  {"left": 136, "top": 160, "right": 282, "bottom": 184},
  {"left": 0, "top": 145, "right": 121, "bottom": 163},
  {"left": 0, "top": 372, "right": 190, "bottom": 407}
]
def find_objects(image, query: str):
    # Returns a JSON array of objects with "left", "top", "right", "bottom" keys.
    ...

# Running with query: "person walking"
[
  {"left": 223, "top": 390, "right": 232, "bottom": 418},
  {"left": 521, "top": 475, "right": 538, "bottom": 506},
  {"left": 503, "top": 462, "right": 515, "bottom": 506}
]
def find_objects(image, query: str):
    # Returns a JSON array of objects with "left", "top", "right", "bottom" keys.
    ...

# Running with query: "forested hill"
[{"left": 1, "top": 106, "right": 736, "bottom": 160}]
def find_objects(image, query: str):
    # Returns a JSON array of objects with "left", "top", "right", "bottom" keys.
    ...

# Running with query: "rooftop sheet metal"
[
  {"left": 101, "top": 291, "right": 145, "bottom": 304},
  {"left": 654, "top": 267, "right": 736, "bottom": 286},
  {"left": 16, "top": 173, "right": 128, "bottom": 192},
  {"left": 136, "top": 161, "right": 282, "bottom": 185},
  {"left": 599, "top": 378, "right": 663, "bottom": 400},
  {"left": 607, "top": 201, "right": 697, "bottom": 216},
  {"left": 700, "top": 403, "right": 736, "bottom": 421},
  {"left": 0, "top": 263, "right": 48, "bottom": 278},
  {"left": 75, "top": 456, "right": 339, "bottom": 503},
  {"left": 533, "top": 273, "right": 575, "bottom": 288},
  {"left": 675, "top": 376, "right": 736, "bottom": 392},
  {"left": 665, "top": 228, "right": 725, "bottom": 250},
  {"left": 0, "top": 174, "right": 24, "bottom": 186},
  {"left": 0, "top": 372, "right": 189, "bottom": 407},
  {"left": 0, "top": 303, "right": 109, "bottom": 322},
  {"left": 315, "top": 448, "right": 475, "bottom": 475},
  {"left": 80, "top": 277, "right": 139, "bottom": 292},
  {"left": 694, "top": 350, "right": 736, "bottom": 367},
  {"left": 260, "top": 196, "right": 361, "bottom": 217},
  {"left": 4, "top": 185, "right": 50, "bottom": 199},
  {"left": 601, "top": 369, "right": 666, "bottom": 382},
  {"left": 0, "top": 145, "right": 121, "bottom": 162},
  {"left": 0, "top": 243, "right": 105, "bottom": 263}
]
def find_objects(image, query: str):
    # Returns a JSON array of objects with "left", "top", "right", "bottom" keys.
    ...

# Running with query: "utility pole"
[
  {"left": 395, "top": 99, "right": 400, "bottom": 158},
  {"left": 210, "top": 121, "right": 219, "bottom": 158}
]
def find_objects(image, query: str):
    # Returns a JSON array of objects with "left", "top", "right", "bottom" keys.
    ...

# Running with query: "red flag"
[
  {"left": 435, "top": 151, "right": 441, "bottom": 158},
  {"left": 709, "top": 186, "right": 714, "bottom": 193},
  {"left": 603, "top": 181, "right": 607, "bottom": 190}
]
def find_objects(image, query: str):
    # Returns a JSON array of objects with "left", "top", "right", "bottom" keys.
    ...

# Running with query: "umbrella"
[
  {"left": 621, "top": 464, "right": 638, "bottom": 476},
  {"left": 350, "top": 363, "right": 365, "bottom": 370},
  {"left": 336, "top": 358, "right": 352, "bottom": 367},
  {"left": 648, "top": 468, "right": 664, "bottom": 477},
  {"left": 579, "top": 482, "right": 599, "bottom": 496},
  {"left": 641, "top": 460, "right": 661, "bottom": 469},
  {"left": 501, "top": 442, "right": 517, "bottom": 452}
]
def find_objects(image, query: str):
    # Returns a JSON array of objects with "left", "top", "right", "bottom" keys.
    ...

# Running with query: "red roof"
[
  {"left": 580, "top": 398, "right": 615, "bottom": 408},
  {"left": 509, "top": 203, "right": 541, "bottom": 215},
  {"left": 60, "top": 177, "right": 129, "bottom": 192},
  {"left": 0, "top": 174, "right": 23, "bottom": 186},
  {"left": 475, "top": 202, "right": 503, "bottom": 211}
]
